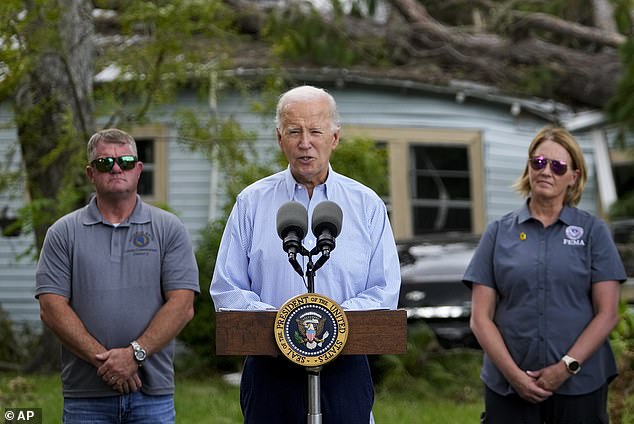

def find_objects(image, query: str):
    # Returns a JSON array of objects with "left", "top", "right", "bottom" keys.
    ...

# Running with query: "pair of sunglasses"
[
  {"left": 90, "top": 155, "right": 138, "bottom": 172},
  {"left": 528, "top": 156, "right": 568, "bottom": 176}
]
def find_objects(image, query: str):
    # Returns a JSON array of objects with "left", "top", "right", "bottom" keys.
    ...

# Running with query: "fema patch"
[
  {"left": 131, "top": 232, "right": 152, "bottom": 248},
  {"left": 565, "top": 226, "right": 584, "bottom": 240},
  {"left": 564, "top": 225, "right": 585, "bottom": 246},
  {"left": 275, "top": 293, "right": 348, "bottom": 367}
]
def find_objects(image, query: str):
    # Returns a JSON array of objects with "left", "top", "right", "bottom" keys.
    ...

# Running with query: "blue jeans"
[{"left": 63, "top": 392, "right": 174, "bottom": 424}]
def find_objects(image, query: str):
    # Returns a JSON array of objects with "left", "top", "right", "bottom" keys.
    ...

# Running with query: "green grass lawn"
[
  {"left": 2, "top": 370, "right": 633, "bottom": 423},
  {"left": 0, "top": 372, "right": 482, "bottom": 423}
]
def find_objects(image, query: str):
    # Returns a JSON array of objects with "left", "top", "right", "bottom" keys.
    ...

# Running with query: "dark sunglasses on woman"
[{"left": 528, "top": 156, "right": 568, "bottom": 176}]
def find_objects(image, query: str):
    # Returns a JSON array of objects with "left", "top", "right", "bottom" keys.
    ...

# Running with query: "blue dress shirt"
[
  {"left": 210, "top": 166, "right": 401, "bottom": 311},
  {"left": 463, "top": 201, "right": 627, "bottom": 396}
]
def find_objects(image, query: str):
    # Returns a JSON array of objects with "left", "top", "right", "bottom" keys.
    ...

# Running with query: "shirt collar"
[
  {"left": 82, "top": 194, "right": 150, "bottom": 226},
  {"left": 283, "top": 164, "right": 335, "bottom": 200},
  {"left": 558, "top": 205, "right": 575, "bottom": 225},
  {"left": 517, "top": 199, "right": 532, "bottom": 224},
  {"left": 518, "top": 198, "right": 575, "bottom": 225}
]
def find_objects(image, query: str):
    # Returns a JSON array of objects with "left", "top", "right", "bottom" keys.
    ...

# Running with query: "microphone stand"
[
  {"left": 278, "top": 201, "right": 341, "bottom": 424},
  {"left": 294, "top": 247, "right": 330, "bottom": 424}
]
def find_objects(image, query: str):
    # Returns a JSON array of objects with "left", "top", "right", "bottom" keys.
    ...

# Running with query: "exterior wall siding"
[
  {"left": 0, "top": 87, "right": 604, "bottom": 325},
  {"left": 0, "top": 111, "right": 39, "bottom": 324}
]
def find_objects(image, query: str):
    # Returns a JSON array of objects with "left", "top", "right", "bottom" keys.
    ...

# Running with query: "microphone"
[
  {"left": 276, "top": 201, "right": 308, "bottom": 276},
  {"left": 311, "top": 201, "right": 343, "bottom": 260}
]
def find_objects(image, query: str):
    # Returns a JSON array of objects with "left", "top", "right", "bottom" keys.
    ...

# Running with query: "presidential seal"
[{"left": 274, "top": 293, "right": 348, "bottom": 367}]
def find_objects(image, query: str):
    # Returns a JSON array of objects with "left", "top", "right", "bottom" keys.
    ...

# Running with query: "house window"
[
  {"left": 343, "top": 126, "right": 484, "bottom": 239},
  {"left": 611, "top": 154, "right": 634, "bottom": 198},
  {"left": 410, "top": 145, "right": 472, "bottom": 233},
  {"left": 137, "top": 139, "right": 155, "bottom": 196},
  {"left": 130, "top": 126, "right": 167, "bottom": 204}
]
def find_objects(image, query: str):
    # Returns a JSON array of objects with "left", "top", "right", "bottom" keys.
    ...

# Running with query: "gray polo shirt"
[
  {"left": 35, "top": 195, "right": 200, "bottom": 398},
  {"left": 463, "top": 201, "right": 626, "bottom": 396}
]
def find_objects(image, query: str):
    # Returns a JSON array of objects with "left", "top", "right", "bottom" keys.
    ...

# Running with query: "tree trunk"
[
  {"left": 592, "top": 0, "right": 617, "bottom": 34},
  {"left": 14, "top": 0, "right": 95, "bottom": 373}
]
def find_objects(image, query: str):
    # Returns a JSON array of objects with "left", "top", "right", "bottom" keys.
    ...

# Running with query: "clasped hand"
[
  {"left": 96, "top": 348, "right": 142, "bottom": 394},
  {"left": 513, "top": 362, "right": 569, "bottom": 404}
]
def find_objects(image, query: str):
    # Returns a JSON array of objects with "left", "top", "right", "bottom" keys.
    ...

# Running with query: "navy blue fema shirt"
[{"left": 463, "top": 201, "right": 627, "bottom": 396}]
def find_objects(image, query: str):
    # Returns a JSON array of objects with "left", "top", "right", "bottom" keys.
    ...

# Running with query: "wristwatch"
[
  {"left": 562, "top": 354, "right": 581, "bottom": 375},
  {"left": 130, "top": 340, "right": 147, "bottom": 367}
]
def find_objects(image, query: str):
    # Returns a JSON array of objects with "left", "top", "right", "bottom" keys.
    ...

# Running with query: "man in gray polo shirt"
[{"left": 35, "top": 128, "right": 199, "bottom": 423}]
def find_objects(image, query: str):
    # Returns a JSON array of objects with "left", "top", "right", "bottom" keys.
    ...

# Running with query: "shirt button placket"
[
  {"left": 537, "top": 228, "right": 547, "bottom": 367},
  {"left": 111, "top": 226, "right": 123, "bottom": 263}
]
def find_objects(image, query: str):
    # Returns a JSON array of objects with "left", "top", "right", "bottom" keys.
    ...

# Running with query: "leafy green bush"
[
  {"left": 0, "top": 307, "right": 41, "bottom": 370},
  {"left": 373, "top": 322, "right": 482, "bottom": 403},
  {"left": 609, "top": 304, "right": 634, "bottom": 423},
  {"left": 177, "top": 220, "right": 244, "bottom": 375},
  {"left": 0, "top": 307, "right": 23, "bottom": 365}
]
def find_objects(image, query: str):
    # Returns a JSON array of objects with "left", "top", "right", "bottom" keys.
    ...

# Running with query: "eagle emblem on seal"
[{"left": 294, "top": 312, "right": 330, "bottom": 349}]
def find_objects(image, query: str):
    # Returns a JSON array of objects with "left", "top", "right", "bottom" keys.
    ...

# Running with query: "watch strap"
[
  {"left": 562, "top": 354, "right": 581, "bottom": 375},
  {"left": 130, "top": 340, "right": 147, "bottom": 366}
]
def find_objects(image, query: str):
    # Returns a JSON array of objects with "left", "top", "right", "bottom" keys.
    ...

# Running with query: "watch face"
[
  {"left": 134, "top": 350, "right": 147, "bottom": 361},
  {"left": 569, "top": 361, "right": 580, "bottom": 371}
]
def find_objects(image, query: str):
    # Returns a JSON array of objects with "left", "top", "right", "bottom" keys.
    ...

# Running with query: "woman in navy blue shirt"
[{"left": 463, "top": 126, "right": 627, "bottom": 424}]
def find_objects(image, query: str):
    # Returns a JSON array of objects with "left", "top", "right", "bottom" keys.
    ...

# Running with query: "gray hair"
[
  {"left": 87, "top": 128, "right": 138, "bottom": 162},
  {"left": 275, "top": 85, "right": 341, "bottom": 131}
]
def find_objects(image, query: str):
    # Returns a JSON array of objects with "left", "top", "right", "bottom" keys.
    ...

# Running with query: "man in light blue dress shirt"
[{"left": 210, "top": 85, "right": 401, "bottom": 423}]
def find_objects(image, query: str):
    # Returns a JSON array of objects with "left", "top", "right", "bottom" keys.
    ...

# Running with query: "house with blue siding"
[{"left": 0, "top": 70, "right": 629, "bottom": 326}]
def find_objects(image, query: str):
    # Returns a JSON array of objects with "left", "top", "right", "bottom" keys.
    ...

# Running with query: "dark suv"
[{"left": 397, "top": 233, "right": 480, "bottom": 348}]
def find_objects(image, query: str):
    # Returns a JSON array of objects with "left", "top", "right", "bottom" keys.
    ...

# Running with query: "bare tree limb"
[
  {"left": 510, "top": 11, "right": 625, "bottom": 47},
  {"left": 386, "top": 0, "right": 623, "bottom": 106}
]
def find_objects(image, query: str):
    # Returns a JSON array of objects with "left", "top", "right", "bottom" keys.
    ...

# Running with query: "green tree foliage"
[
  {"left": 610, "top": 192, "right": 634, "bottom": 219},
  {"left": 262, "top": 2, "right": 388, "bottom": 67},
  {"left": 609, "top": 303, "right": 634, "bottom": 423},
  {"left": 0, "top": 0, "right": 240, "bottom": 248},
  {"left": 92, "top": 0, "right": 237, "bottom": 127},
  {"left": 612, "top": 0, "right": 634, "bottom": 35},
  {"left": 332, "top": 137, "right": 388, "bottom": 197},
  {"left": 174, "top": 103, "right": 276, "bottom": 371},
  {"left": 607, "top": 39, "right": 634, "bottom": 132},
  {"left": 606, "top": 36, "right": 634, "bottom": 220},
  {"left": 0, "top": 0, "right": 254, "bottom": 371},
  {"left": 0, "top": 0, "right": 95, "bottom": 252}
]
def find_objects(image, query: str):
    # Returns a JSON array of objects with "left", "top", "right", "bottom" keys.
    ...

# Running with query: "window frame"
[
  {"left": 130, "top": 125, "right": 168, "bottom": 205},
  {"left": 344, "top": 126, "right": 484, "bottom": 239}
]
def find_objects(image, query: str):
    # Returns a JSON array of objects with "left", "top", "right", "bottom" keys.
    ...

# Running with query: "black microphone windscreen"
[
  {"left": 276, "top": 201, "right": 308, "bottom": 239},
  {"left": 312, "top": 201, "right": 343, "bottom": 237}
]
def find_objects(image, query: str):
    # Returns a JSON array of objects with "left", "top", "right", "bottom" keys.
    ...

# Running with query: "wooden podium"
[
  {"left": 216, "top": 308, "right": 407, "bottom": 423},
  {"left": 216, "top": 309, "right": 408, "bottom": 356}
]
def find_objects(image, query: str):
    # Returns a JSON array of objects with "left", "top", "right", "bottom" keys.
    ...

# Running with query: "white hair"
[{"left": 275, "top": 85, "right": 341, "bottom": 131}]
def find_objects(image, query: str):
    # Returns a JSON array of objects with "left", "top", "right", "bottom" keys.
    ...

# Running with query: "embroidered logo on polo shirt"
[
  {"left": 131, "top": 231, "right": 152, "bottom": 248},
  {"left": 563, "top": 225, "right": 585, "bottom": 246}
]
